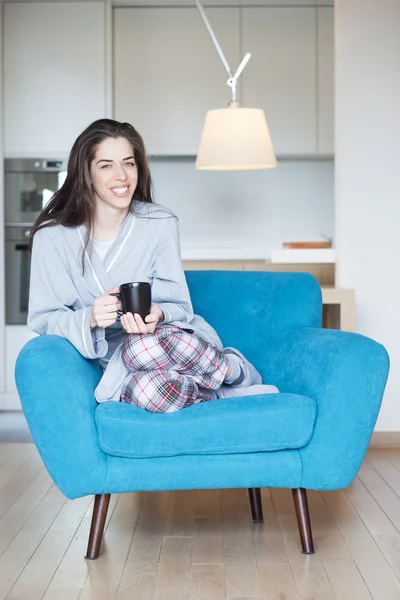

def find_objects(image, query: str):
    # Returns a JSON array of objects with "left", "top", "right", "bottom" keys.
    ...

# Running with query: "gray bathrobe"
[{"left": 28, "top": 201, "right": 222, "bottom": 402}]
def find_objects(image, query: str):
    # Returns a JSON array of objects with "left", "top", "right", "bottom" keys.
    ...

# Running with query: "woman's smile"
[{"left": 110, "top": 185, "right": 130, "bottom": 198}]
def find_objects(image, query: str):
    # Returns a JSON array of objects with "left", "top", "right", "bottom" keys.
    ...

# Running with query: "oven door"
[
  {"left": 4, "top": 159, "right": 67, "bottom": 225},
  {"left": 5, "top": 227, "right": 32, "bottom": 325}
]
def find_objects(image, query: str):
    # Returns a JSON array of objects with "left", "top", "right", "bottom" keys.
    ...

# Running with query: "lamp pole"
[{"left": 194, "top": 0, "right": 251, "bottom": 104}]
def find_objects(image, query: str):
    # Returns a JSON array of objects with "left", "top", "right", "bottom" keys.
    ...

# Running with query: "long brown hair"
[{"left": 29, "top": 119, "right": 153, "bottom": 260}]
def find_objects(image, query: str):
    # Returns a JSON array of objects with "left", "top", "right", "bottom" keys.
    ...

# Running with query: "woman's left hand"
[{"left": 120, "top": 304, "right": 164, "bottom": 335}]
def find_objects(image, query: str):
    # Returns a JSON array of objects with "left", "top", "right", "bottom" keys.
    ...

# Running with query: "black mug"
[{"left": 112, "top": 282, "right": 152, "bottom": 321}]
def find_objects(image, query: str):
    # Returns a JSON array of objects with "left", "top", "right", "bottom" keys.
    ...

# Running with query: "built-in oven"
[
  {"left": 5, "top": 158, "right": 67, "bottom": 225},
  {"left": 5, "top": 226, "right": 32, "bottom": 325},
  {"left": 4, "top": 158, "right": 67, "bottom": 324}
]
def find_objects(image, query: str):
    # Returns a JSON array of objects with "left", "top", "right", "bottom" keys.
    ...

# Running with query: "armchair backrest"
[{"left": 185, "top": 271, "right": 322, "bottom": 364}]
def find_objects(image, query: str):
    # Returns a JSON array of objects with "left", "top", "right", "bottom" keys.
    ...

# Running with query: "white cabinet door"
[
  {"left": 3, "top": 2, "right": 107, "bottom": 157},
  {"left": 114, "top": 7, "right": 240, "bottom": 155},
  {"left": 242, "top": 7, "right": 317, "bottom": 155},
  {"left": 317, "top": 7, "right": 334, "bottom": 154}
]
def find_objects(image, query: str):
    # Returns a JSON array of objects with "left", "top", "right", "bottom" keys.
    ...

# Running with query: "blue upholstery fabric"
[
  {"left": 256, "top": 327, "right": 390, "bottom": 489},
  {"left": 96, "top": 394, "right": 317, "bottom": 459},
  {"left": 104, "top": 450, "right": 304, "bottom": 493},
  {"left": 15, "top": 271, "right": 390, "bottom": 500},
  {"left": 185, "top": 271, "right": 322, "bottom": 369},
  {"left": 15, "top": 335, "right": 106, "bottom": 498}
]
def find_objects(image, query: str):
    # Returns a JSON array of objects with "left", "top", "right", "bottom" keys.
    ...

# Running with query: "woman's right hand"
[{"left": 90, "top": 287, "right": 121, "bottom": 329}]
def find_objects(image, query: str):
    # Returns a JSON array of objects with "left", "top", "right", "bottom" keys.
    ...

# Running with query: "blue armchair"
[{"left": 15, "top": 272, "right": 389, "bottom": 559}]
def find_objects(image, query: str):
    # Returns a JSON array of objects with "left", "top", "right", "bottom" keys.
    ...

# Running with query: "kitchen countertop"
[
  {"left": 180, "top": 247, "right": 266, "bottom": 260},
  {"left": 180, "top": 247, "right": 336, "bottom": 262}
]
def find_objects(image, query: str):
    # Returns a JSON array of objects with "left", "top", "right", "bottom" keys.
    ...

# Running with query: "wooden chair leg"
[
  {"left": 85, "top": 493, "right": 111, "bottom": 560},
  {"left": 292, "top": 488, "right": 315, "bottom": 554},
  {"left": 248, "top": 488, "right": 264, "bottom": 523}
]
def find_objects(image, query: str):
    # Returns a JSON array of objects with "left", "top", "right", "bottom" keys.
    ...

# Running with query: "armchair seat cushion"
[{"left": 95, "top": 393, "right": 317, "bottom": 459}]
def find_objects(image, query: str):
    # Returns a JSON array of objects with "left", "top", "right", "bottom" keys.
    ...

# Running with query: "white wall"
[
  {"left": 335, "top": 0, "right": 400, "bottom": 430},
  {"left": 151, "top": 158, "right": 334, "bottom": 259}
]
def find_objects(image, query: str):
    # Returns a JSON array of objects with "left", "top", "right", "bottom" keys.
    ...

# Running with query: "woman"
[{"left": 28, "top": 119, "right": 277, "bottom": 412}]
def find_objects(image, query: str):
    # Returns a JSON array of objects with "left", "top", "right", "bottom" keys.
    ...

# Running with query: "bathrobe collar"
[{"left": 77, "top": 211, "right": 136, "bottom": 295}]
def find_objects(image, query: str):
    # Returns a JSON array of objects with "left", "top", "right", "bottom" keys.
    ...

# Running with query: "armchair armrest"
[
  {"left": 15, "top": 335, "right": 107, "bottom": 499},
  {"left": 259, "top": 327, "right": 390, "bottom": 490}
]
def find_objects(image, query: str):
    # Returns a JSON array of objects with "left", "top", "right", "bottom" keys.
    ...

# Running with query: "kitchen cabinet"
[
  {"left": 243, "top": 5, "right": 334, "bottom": 155},
  {"left": 182, "top": 260, "right": 334, "bottom": 286},
  {"left": 3, "top": 2, "right": 108, "bottom": 157},
  {"left": 114, "top": 7, "right": 240, "bottom": 155},
  {"left": 0, "top": 3, "right": 4, "bottom": 395},
  {"left": 242, "top": 7, "right": 317, "bottom": 155},
  {"left": 317, "top": 7, "right": 334, "bottom": 153},
  {"left": 114, "top": 6, "right": 333, "bottom": 156}
]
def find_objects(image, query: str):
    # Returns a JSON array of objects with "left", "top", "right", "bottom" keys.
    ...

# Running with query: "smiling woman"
[
  {"left": 90, "top": 137, "right": 139, "bottom": 240},
  {"left": 27, "top": 118, "right": 278, "bottom": 413},
  {"left": 29, "top": 119, "right": 153, "bottom": 261}
]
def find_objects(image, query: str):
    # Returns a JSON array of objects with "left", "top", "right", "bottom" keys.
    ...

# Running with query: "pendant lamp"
[{"left": 194, "top": 0, "right": 277, "bottom": 171}]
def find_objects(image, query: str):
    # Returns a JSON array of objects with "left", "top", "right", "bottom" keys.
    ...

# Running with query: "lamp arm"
[
  {"left": 194, "top": 0, "right": 233, "bottom": 78},
  {"left": 232, "top": 52, "right": 251, "bottom": 83},
  {"left": 194, "top": 0, "right": 251, "bottom": 103},
  {"left": 227, "top": 52, "right": 251, "bottom": 102}
]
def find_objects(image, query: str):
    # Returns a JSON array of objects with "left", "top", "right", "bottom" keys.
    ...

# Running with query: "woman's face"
[{"left": 90, "top": 136, "right": 138, "bottom": 214}]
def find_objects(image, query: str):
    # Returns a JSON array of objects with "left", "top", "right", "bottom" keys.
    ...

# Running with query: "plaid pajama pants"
[{"left": 120, "top": 325, "right": 229, "bottom": 413}]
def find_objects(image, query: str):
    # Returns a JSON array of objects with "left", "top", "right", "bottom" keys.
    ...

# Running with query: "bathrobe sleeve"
[
  {"left": 151, "top": 216, "right": 194, "bottom": 324},
  {"left": 28, "top": 228, "right": 108, "bottom": 359}
]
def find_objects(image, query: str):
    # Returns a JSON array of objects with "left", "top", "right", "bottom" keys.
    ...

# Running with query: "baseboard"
[{"left": 369, "top": 432, "right": 400, "bottom": 449}]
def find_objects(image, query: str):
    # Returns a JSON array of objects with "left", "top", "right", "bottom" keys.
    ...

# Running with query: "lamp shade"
[{"left": 195, "top": 103, "right": 277, "bottom": 171}]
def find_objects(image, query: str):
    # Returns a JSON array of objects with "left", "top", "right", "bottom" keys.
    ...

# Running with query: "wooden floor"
[{"left": 1, "top": 445, "right": 400, "bottom": 599}]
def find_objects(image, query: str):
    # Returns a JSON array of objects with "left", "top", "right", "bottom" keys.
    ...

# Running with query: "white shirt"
[{"left": 91, "top": 236, "right": 116, "bottom": 263}]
